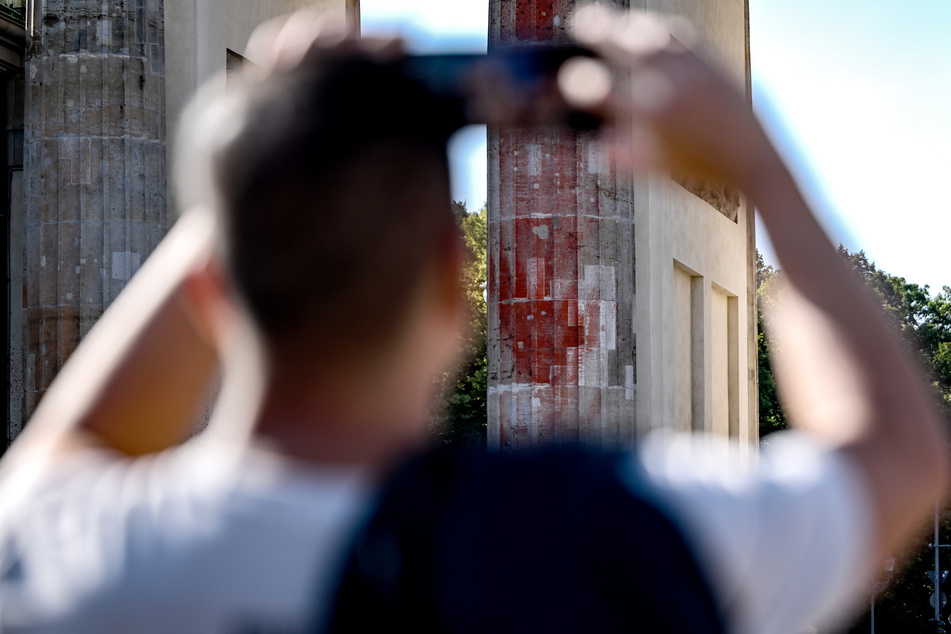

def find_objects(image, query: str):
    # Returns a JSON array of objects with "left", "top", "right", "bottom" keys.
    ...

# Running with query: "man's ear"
[{"left": 179, "top": 256, "right": 239, "bottom": 351}]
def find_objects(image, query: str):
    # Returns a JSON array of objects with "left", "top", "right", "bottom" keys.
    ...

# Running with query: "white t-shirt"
[
  {"left": 630, "top": 433, "right": 874, "bottom": 634},
  {"left": 0, "top": 440, "right": 373, "bottom": 633},
  {"left": 0, "top": 433, "right": 873, "bottom": 633}
]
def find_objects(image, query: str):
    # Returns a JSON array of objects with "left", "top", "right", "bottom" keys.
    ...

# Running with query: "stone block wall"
[
  {"left": 487, "top": 0, "right": 756, "bottom": 452},
  {"left": 487, "top": 0, "right": 637, "bottom": 450},
  {"left": 19, "top": 0, "right": 167, "bottom": 417}
]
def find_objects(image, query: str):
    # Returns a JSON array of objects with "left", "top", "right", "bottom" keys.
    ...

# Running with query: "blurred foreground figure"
[{"left": 0, "top": 8, "right": 947, "bottom": 634}]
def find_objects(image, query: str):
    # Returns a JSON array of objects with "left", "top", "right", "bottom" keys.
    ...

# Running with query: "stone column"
[
  {"left": 487, "top": 0, "right": 636, "bottom": 450},
  {"left": 22, "top": 0, "right": 166, "bottom": 415}
]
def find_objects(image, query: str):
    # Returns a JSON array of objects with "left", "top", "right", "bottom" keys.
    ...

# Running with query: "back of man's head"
[{"left": 177, "top": 43, "right": 460, "bottom": 364}]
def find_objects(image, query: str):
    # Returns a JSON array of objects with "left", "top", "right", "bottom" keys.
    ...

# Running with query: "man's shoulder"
[
  {"left": 0, "top": 442, "right": 372, "bottom": 632},
  {"left": 327, "top": 445, "right": 726, "bottom": 633}
]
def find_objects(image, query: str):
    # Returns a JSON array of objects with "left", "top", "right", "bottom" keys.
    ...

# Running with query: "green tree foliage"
[
  {"left": 429, "top": 202, "right": 488, "bottom": 448},
  {"left": 841, "top": 517, "right": 951, "bottom": 633},
  {"left": 756, "top": 251, "right": 788, "bottom": 439},
  {"left": 758, "top": 247, "right": 951, "bottom": 631},
  {"left": 834, "top": 249, "right": 951, "bottom": 632},
  {"left": 837, "top": 247, "right": 951, "bottom": 421}
]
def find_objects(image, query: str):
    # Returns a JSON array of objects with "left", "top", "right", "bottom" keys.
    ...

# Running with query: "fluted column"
[
  {"left": 487, "top": 0, "right": 637, "bottom": 450},
  {"left": 23, "top": 0, "right": 166, "bottom": 414}
]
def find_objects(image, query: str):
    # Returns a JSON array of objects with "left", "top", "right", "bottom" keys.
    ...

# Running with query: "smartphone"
[{"left": 399, "top": 44, "right": 603, "bottom": 131}]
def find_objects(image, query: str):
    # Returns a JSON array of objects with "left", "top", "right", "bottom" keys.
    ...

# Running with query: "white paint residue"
[
  {"left": 577, "top": 345, "right": 585, "bottom": 386},
  {"left": 583, "top": 344, "right": 600, "bottom": 387},
  {"left": 517, "top": 341, "right": 524, "bottom": 349},
  {"left": 599, "top": 303, "right": 606, "bottom": 349},
  {"left": 490, "top": 384, "right": 535, "bottom": 395},
  {"left": 587, "top": 141, "right": 605, "bottom": 175},
  {"left": 65, "top": 54, "right": 77, "bottom": 63},
  {"left": 582, "top": 265, "right": 599, "bottom": 300},
  {"left": 625, "top": 365, "right": 635, "bottom": 400},
  {"left": 111, "top": 251, "right": 141, "bottom": 281},
  {"left": 583, "top": 265, "right": 617, "bottom": 301},
  {"left": 603, "top": 300, "right": 616, "bottom": 350},
  {"left": 528, "top": 258, "right": 545, "bottom": 298},
  {"left": 532, "top": 397, "right": 541, "bottom": 409},
  {"left": 532, "top": 224, "right": 549, "bottom": 240},
  {"left": 66, "top": 293, "right": 72, "bottom": 300},
  {"left": 606, "top": 266, "right": 617, "bottom": 300},
  {"left": 528, "top": 143, "right": 543, "bottom": 176},
  {"left": 40, "top": 255, "right": 45, "bottom": 268}
]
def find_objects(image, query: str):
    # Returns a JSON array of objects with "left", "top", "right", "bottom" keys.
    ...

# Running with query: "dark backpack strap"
[{"left": 324, "top": 448, "right": 725, "bottom": 634}]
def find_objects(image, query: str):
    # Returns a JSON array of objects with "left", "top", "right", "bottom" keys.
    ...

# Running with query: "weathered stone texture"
[
  {"left": 22, "top": 0, "right": 166, "bottom": 417},
  {"left": 674, "top": 174, "right": 741, "bottom": 222},
  {"left": 7, "top": 71, "right": 25, "bottom": 444},
  {"left": 488, "top": 0, "right": 637, "bottom": 450},
  {"left": 488, "top": 0, "right": 757, "bottom": 453}
]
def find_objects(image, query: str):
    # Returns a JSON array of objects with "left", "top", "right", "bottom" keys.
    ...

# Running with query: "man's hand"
[
  {"left": 244, "top": 9, "right": 404, "bottom": 77},
  {"left": 567, "top": 7, "right": 776, "bottom": 192}
]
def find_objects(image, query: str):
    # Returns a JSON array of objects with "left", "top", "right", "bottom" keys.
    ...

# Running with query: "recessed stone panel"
[{"left": 674, "top": 174, "right": 741, "bottom": 222}]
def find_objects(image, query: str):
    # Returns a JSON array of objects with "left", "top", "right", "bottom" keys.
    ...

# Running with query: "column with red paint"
[{"left": 487, "top": 0, "right": 636, "bottom": 449}]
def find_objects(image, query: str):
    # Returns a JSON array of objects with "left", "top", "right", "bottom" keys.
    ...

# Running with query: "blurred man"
[{"left": 0, "top": 8, "right": 946, "bottom": 634}]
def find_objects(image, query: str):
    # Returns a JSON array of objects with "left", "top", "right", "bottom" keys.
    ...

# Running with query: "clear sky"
[{"left": 361, "top": 0, "right": 951, "bottom": 293}]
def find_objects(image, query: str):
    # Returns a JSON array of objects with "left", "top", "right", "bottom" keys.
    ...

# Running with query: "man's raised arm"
[
  {"left": 1, "top": 210, "right": 219, "bottom": 468},
  {"left": 571, "top": 7, "right": 949, "bottom": 564}
]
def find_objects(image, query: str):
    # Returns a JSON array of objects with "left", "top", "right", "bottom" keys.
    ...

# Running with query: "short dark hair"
[{"left": 198, "top": 50, "right": 459, "bottom": 359}]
